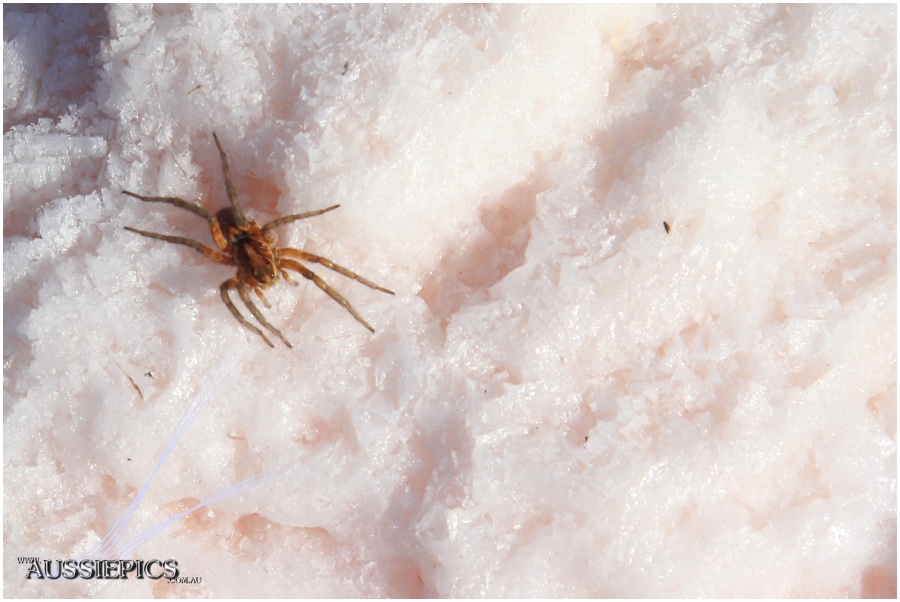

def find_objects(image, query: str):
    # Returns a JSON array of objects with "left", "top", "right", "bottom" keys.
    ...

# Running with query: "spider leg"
[
  {"left": 124, "top": 227, "right": 233, "bottom": 264},
  {"left": 278, "top": 248, "right": 394, "bottom": 295},
  {"left": 208, "top": 217, "right": 230, "bottom": 251},
  {"left": 122, "top": 191, "right": 213, "bottom": 221},
  {"left": 279, "top": 268, "right": 299, "bottom": 285},
  {"left": 222, "top": 278, "right": 293, "bottom": 348},
  {"left": 262, "top": 205, "right": 340, "bottom": 232},
  {"left": 212, "top": 132, "right": 245, "bottom": 226},
  {"left": 280, "top": 258, "right": 376, "bottom": 333},
  {"left": 237, "top": 284, "right": 293, "bottom": 348},
  {"left": 220, "top": 279, "right": 281, "bottom": 348},
  {"left": 255, "top": 287, "right": 272, "bottom": 308}
]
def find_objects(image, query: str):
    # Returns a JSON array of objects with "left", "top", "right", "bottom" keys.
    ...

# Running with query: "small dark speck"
[
  {"left": 145, "top": 371, "right": 154, "bottom": 379},
  {"left": 584, "top": 436, "right": 589, "bottom": 443},
  {"left": 663, "top": 221, "right": 671, "bottom": 234},
  {"left": 342, "top": 61, "right": 349, "bottom": 75},
  {"left": 127, "top": 458, "right": 132, "bottom": 461}
]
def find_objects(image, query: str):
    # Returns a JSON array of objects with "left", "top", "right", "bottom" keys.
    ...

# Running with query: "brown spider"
[{"left": 123, "top": 132, "right": 393, "bottom": 348}]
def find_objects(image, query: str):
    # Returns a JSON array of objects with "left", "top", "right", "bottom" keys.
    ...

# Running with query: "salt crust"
[{"left": 3, "top": 4, "right": 896, "bottom": 598}]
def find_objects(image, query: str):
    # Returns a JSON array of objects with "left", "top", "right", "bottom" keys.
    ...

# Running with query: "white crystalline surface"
[{"left": 3, "top": 4, "right": 896, "bottom": 598}]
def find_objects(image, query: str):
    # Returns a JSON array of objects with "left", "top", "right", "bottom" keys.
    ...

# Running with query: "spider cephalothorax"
[{"left": 123, "top": 132, "right": 393, "bottom": 348}]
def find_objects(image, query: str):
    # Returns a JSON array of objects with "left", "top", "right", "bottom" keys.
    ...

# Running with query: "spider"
[{"left": 123, "top": 132, "right": 393, "bottom": 348}]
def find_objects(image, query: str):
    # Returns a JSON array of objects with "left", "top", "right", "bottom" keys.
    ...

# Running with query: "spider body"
[
  {"left": 123, "top": 132, "right": 393, "bottom": 348},
  {"left": 217, "top": 208, "right": 279, "bottom": 286}
]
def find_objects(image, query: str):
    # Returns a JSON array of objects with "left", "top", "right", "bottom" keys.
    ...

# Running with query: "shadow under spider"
[{"left": 123, "top": 132, "right": 393, "bottom": 348}]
